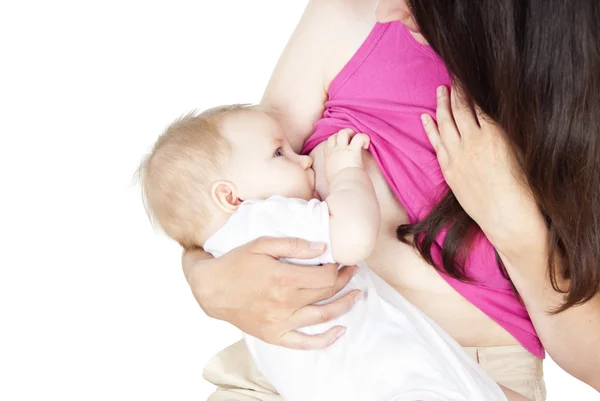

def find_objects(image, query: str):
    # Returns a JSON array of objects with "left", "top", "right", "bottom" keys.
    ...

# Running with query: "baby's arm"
[{"left": 325, "top": 129, "right": 380, "bottom": 265}]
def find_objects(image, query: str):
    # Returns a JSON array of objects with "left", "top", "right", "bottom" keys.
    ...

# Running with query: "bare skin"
[
  {"left": 423, "top": 84, "right": 600, "bottom": 390},
  {"left": 265, "top": 7, "right": 600, "bottom": 391},
  {"left": 183, "top": 1, "right": 549, "bottom": 399},
  {"left": 262, "top": 0, "right": 518, "bottom": 348},
  {"left": 185, "top": 0, "right": 516, "bottom": 350}
]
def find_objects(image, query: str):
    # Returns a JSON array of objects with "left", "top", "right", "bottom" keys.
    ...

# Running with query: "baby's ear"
[{"left": 211, "top": 181, "right": 242, "bottom": 214}]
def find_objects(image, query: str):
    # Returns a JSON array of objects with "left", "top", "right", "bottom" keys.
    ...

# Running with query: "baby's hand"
[{"left": 324, "top": 128, "right": 370, "bottom": 183}]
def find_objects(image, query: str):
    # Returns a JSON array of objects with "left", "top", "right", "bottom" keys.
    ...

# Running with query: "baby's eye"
[{"left": 273, "top": 148, "right": 283, "bottom": 157}]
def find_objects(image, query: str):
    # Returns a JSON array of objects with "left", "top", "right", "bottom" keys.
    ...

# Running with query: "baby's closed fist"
[{"left": 324, "top": 128, "right": 370, "bottom": 182}]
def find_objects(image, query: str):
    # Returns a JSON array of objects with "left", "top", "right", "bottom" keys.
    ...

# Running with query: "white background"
[{"left": 0, "top": 1, "right": 597, "bottom": 400}]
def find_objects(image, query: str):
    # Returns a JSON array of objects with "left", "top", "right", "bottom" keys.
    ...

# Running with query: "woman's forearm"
[
  {"left": 423, "top": 79, "right": 600, "bottom": 392},
  {"left": 182, "top": 247, "right": 212, "bottom": 275},
  {"left": 495, "top": 217, "right": 600, "bottom": 390}
]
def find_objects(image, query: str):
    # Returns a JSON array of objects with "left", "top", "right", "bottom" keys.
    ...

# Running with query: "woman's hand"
[
  {"left": 182, "top": 237, "right": 359, "bottom": 350},
  {"left": 420, "top": 85, "right": 545, "bottom": 252}
]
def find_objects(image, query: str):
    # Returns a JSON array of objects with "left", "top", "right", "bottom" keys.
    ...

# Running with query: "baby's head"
[{"left": 139, "top": 105, "right": 316, "bottom": 249}]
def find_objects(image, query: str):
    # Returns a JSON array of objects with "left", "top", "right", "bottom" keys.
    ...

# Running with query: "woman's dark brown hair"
[{"left": 397, "top": 0, "right": 600, "bottom": 311}]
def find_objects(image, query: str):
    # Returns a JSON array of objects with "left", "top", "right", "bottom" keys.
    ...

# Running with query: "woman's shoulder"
[
  {"left": 306, "top": 0, "right": 378, "bottom": 35},
  {"left": 312, "top": 0, "right": 379, "bottom": 83},
  {"left": 312, "top": 0, "right": 379, "bottom": 17},
  {"left": 262, "top": 0, "right": 377, "bottom": 151},
  {"left": 288, "top": 0, "right": 377, "bottom": 66}
]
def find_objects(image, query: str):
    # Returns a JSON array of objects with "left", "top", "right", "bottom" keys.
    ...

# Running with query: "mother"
[{"left": 184, "top": 1, "right": 600, "bottom": 400}]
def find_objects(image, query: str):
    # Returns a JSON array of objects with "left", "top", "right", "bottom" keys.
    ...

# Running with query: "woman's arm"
[
  {"left": 260, "top": 0, "right": 328, "bottom": 152},
  {"left": 494, "top": 213, "right": 600, "bottom": 390},
  {"left": 181, "top": 0, "right": 378, "bottom": 349},
  {"left": 422, "top": 85, "right": 600, "bottom": 390},
  {"left": 261, "top": 0, "right": 377, "bottom": 152},
  {"left": 182, "top": 238, "right": 359, "bottom": 349}
]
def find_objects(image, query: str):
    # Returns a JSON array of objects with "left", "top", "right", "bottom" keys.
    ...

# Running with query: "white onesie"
[{"left": 204, "top": 196, "right": 507, "bottom": 401}]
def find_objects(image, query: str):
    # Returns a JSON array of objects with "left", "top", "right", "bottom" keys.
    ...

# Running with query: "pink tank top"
[{"left": 302, "top": 22, "right": 543, "bottom": 358}]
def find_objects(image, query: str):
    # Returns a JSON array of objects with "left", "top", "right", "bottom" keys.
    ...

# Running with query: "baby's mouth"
[{"left": 313, "top": 189, "right": 322, "bottom": 201}]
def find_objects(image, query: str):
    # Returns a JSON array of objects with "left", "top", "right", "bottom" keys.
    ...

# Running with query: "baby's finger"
[
  {"left": 350, "top": 133, "right": 370, "bottom": 150},
  {"left": 421, "top": 113, "right": 450, "bottom": 169},
  {"left": 327, "top": 133, "right": 338, "bottom": 148},
  {"left": 335, "top": 128, "right": 354, "bottom": 147}
]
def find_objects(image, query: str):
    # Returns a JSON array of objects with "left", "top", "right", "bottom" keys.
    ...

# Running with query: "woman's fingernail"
[
  {"left": 336, "top": 327, "right": 346, "bottom": 338},
  {"left": 354, "top": 292, "right": 362, "bottom": 303},
  {"left": 353, "top": 266, "right": 360, "bottom": 276},
  {"left": 437, "top": 86, "right": 446, "bottom": 97},
  {"left": 310, "top": 241, "right": 326, "bottom": 250},
  {"left": 421, "top": 114, "right": 429, "bottom": 125}
]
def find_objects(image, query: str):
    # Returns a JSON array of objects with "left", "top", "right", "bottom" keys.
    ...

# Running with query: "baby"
[{"left": 139, "top": 104, "right": 507, "bottom": 401}]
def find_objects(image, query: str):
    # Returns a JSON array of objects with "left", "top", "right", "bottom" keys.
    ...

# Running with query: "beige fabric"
[
  {"left": 462, "top": 345, "right": 546, "bottom": 401},
  {"left": 204, "top": 340, "right": 546, "bottom": 401},
  {"left": 203, "top": 340, "right": 279, "bottom": 401}
]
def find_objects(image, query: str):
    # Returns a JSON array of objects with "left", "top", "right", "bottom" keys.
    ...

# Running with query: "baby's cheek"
[{"left": 310, "top": 144, "right": 331, "bottom": 199}]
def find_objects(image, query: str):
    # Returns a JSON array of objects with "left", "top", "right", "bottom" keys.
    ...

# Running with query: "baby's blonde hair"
[{"left": 138, "top": 104, "right": 256, "bottom": 249}]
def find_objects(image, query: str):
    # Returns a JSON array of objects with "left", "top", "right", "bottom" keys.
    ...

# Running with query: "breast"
[{"left": 310, "top": 143, "right": 519, "bottom": 347}]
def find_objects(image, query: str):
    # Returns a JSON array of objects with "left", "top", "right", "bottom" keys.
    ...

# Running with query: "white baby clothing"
[{"left": 204, "top": 196, "right": 507, "bottom": 401}]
